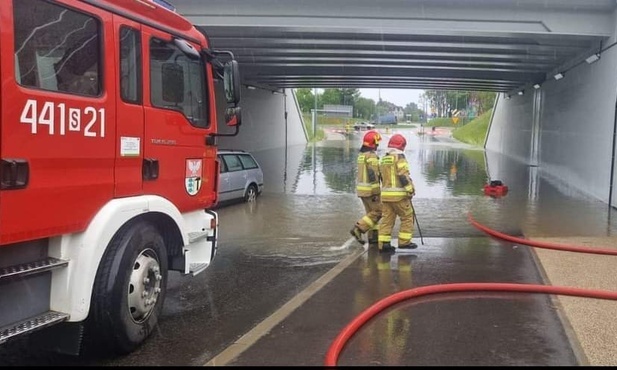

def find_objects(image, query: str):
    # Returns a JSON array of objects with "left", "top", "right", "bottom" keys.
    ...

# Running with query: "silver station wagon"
[{"left": 217, "top": 150, "right": 264, "bottom": 203}]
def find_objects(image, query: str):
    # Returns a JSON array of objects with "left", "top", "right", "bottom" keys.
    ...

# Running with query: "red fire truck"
[{"left": 0, "top": 0, "right": 242, "bottom": 355}]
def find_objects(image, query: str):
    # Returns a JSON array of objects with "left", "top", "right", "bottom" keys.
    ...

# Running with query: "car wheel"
[
  {"left": 244, "top": 184, "right": 258, "bottom": 202},
  {"left": 87, "top": 221, "right": 168, "bottom": 355}
]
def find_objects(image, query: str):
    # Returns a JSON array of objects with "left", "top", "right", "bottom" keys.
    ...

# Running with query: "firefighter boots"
[
  {"left": 398, "top": 242, "right": 418, "bottom": 249},
  {"left": 350, "top": 227, "right": 364, "bottom": 244},
  {"left": 367, "top": 230, "right": 378, "bottom": 245},
  {"left": 379, "top": 243, "right": 396, "bottom": 254}
]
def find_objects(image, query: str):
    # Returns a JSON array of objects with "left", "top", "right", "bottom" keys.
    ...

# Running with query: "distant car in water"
[
  {"left": 217, "top": 150, "right": 264, "bottom": 204},
  {"left": 353, "top": 121, "right": 375, "bottom": 131}
]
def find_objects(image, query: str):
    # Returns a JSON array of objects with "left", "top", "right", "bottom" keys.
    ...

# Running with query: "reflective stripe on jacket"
[
  {"left": 356, "top": 151, "right": 381, "bottom": 197},
  {"left": 379, "top": 151, "right": 414, "bottom": 202}
]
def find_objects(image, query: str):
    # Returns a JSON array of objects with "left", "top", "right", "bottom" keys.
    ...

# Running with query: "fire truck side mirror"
[
  {"left": 225, "top": 107, "right": 242, "bottom": 127},
  {"left": 223, "top": 60, "right": 241, "bottom": 106}
]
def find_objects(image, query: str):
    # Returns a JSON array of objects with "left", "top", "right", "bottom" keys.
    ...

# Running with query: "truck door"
[
  {"left": 0, "top": 5, "right": 3, "bottom": 227},
  {"left": 0, "top": 0, "right": 116, "bottom": 245},
  {"left": 141, "top": 26, "right": 216, "bottom": 212},
  {"left": 113, "top": 16, "right": 144, "bottom": 196}
]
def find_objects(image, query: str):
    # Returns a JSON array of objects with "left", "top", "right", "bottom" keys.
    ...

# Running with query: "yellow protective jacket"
[
  {"left": 356, "top": 151, "right": 381, "bottom": 197},
  {"left": 379, "top": 149, "right": 414, "bottom": 202}
]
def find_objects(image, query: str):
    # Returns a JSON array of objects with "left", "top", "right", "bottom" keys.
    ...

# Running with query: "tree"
[
  {"left": 423, "top": 90, "right": 496, "bottom": 117},
  {"left": 320, "top": 88, "right": 342, "bottom": 107},
  {"left": 422, "top": 90, "right": 448, "bottom": 117},
  {"left": 404, "top": 102, "right": 418, "bottom": 112},
  {"left": 355, "top": 97, "right": 376, "bottom": 119},
  {"left": 473, "top": 91, "right": 497, "bottom": 114},
  {"left": 295, "top": 88, "right": 315, "bottom": 113},
  {"left": 339, "top": 88, "right": 360, "bottom": 106},
  {"left": 404, "top": 102, "right": 423, "bottom": 122}
]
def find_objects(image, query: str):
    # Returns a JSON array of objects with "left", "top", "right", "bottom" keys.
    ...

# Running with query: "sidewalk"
[{"left": 528, "top": 235, "right": 617, "bottom": 366}]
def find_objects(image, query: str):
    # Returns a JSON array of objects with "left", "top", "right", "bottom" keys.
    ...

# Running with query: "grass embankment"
[
  {"left": 451, "top": 109, "right": 492, "bottom": 147},
  {"left": 301, "top": 114, "right": 328, "bottom": 141},
  {"left": 427, "top": 117, "right": 472, "bottom": 128}
]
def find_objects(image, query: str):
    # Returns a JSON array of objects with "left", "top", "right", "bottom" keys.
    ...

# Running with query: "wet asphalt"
[{"left": 1, "top": 125, "right": 616, "bottom": 366}]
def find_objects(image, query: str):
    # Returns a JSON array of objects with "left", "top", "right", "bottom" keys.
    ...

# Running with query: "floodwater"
[
  {"left": 251, "top": 125, "right": 617, "bottom": 241},
  {"left": 2, "top": 124, "right": 617, "bottom": 366},
  {"left": 219, "top": 125, "right": 617, "bottom": 366},
  {"left": 127, "top": 126, "right": 617, "bottom": 366}
]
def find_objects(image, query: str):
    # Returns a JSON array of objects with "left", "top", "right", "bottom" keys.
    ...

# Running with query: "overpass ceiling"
[{"left": 173, "top": 0, "right": 615, "bottom": 92}]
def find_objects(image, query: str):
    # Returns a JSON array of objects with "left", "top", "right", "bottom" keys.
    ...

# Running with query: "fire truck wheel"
[
  {"left": 244, "top": 184, "right": 258, "bottom": 202},
  {"left": 88, "top": 221, "right": 168, "bottom": 355}
]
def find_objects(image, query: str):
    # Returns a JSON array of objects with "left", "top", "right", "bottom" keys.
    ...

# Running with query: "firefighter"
[
  {"left": 350, "top": 130, "right": 383, "bottom": 246},
  {"left": 378, "top": 133, "right": 417, "bottom": 253}
]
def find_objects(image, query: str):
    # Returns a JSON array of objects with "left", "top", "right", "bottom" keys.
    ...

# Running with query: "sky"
[{"left": 359, "top": 88, "right": 424, "bottom": 108}]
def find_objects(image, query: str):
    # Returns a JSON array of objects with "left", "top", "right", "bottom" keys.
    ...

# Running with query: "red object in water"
[{"left": 483, "top": 181, "right": 508, "bottom": 196}]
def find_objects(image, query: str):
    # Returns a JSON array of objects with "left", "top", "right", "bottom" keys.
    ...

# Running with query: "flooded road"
[
  {"left": 255, "top": 126, "right": 617, "bottom": 238},
  {"left": 2, "top": 125, "right": 616, "bottom": 365}
]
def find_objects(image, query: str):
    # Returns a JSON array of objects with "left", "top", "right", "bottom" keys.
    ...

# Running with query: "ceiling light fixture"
[
  {"left": 533, "top": 84, "right": 541, "bottom": 90},
  {"left": 518, "top": 90, "right": 524, "bottom": 96},
  {"left": 554, "top": 73, "right": 564, "bottom": 81},
  {"left": 585, "top": 53, "right": 600, "bottom": 64}
]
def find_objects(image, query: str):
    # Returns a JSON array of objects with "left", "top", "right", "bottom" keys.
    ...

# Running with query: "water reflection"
[
  {"left": 349, "top": 249, "right": 415, "bottom": 366},
  {"left": 249, "top": 126, "right": 617, "bottom": 238},
  {"left": 296, "top": 143, "right": 357, "bottom": 194},
  {"left": 254, "top": 128, "right": 489, "bottom": 198}
]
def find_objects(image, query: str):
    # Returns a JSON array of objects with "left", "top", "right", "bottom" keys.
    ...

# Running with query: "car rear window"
[
  {"left": 239, "top": 154, "right": 258, "bottom": 169},
  {"left": 222, "top": 154, "right": 243, "bottom": 172}
]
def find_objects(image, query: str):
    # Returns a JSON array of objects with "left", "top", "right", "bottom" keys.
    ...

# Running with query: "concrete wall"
[
  {"left": 541, "top": 50, "right": 617, "bottom": 205},
  {"left": 214, "top": 85, "right": 307, "bottom": 152},
  {"left": 486, "top": 92, "right": 534, "bottom": 164},
  {"left": 488, "top": 40, "right": 617, "bottom": 207}
]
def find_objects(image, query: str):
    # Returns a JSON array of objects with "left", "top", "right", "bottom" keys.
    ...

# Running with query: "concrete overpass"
[{"left": 172, "top": 0, "right": 617, "bottom": 208}]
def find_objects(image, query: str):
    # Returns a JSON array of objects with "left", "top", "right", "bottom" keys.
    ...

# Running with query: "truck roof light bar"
[{"left": 152, "top": 0, "right": 176, "bottom": 12}]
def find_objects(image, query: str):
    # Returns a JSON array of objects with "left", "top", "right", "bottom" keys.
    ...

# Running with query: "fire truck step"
[
  {"left": 0, "top": 257, "right": 69, "bottom": 282},
  {"left": 188, "top": 231, "right": 209, "bottom": 243},
  {"left": 0, "top": 311, "right": 69, "bottom": 344},
  {"left": 190, "top": 263, "right": 209, "bottom": 275}
]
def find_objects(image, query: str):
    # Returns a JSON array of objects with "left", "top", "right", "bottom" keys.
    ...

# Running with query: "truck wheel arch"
[{"left": 49, "top": 195, "right": 189, "bottom": 322}]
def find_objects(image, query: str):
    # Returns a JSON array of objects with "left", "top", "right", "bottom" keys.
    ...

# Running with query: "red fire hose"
[
  {"left": 324, "top": 212, "right": 617, "bottom": 366},
  {"left": 467, "top": 213, "right": 617, "bottom": 256}
]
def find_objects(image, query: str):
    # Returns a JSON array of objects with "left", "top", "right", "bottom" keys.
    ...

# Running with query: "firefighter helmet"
[
  {"left": 387, "top": 134, "right": 407, "bottom": 151},
  {"left": 362, "top": 130, "right": 382, "bottom": 149}
]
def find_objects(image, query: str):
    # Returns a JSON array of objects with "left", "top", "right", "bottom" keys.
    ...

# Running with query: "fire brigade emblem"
[{"left": 185, "top": 159, "right": 203, "bottom": 196}]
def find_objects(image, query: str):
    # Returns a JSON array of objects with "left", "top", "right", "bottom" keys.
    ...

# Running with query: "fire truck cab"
[{"left": 0, "top": 0, "right": 241, "bottom": 355}]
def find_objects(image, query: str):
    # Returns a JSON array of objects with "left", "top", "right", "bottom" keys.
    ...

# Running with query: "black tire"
[
  {"left": 244, "top": 184, "right": 258, "bottom": 202},
  {"left": 87, "top": 221, "right": 168, "bottom": 355}
]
